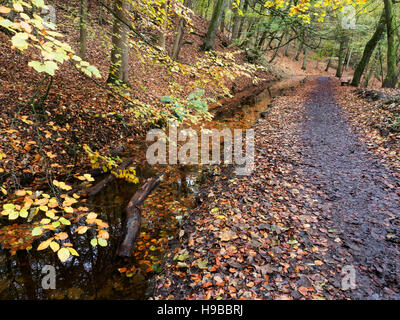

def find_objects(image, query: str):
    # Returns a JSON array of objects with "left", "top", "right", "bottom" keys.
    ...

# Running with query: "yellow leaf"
[
  {"left": 39, "top": 205, "right": 48, "bottom": 212},
  {"left": 23, "top": 197, "right": 33, "bottom": 208},
  {"left": 68, "top": 247, "right": 79, "bottom": 256},
  {"left": 98, "top": 238, "right": 107, "bottom": 247},
  {"left": 34, "top": 198, "right": 48, "bottom": 206},
  {"left": 45, "top": 209, "right": 56, "bottom": 219},
  {"left": 53, "top": 180, "right": 72, "bottom": 191},
  {"left": 55, "top": 232, "right": 68, "bottom": 240},
  {"left": 8, "top": 211, "right": 19, "bottom": 220},
  {"left": 83, "top": 174, "right": 94, "bottom": 182},
  {"left": 76, "top": 226, "right": 88, "bottom": 234},
  {"left": 63, "top": 197, "right": 77, "bottom": 207},
  {"left": 50, "top": 241, "right": 60, "bottom": 252},
  {"left": 48, "top": 198, "right": 59, "bottom": 208},
  {"left": 97, "top": 220, "right": 109, "bottom": 228},
  {"left": 37, "top": 238, "right": 53, "bottom": 251},
  {"left": 40, "top": 218, "right": 51, "bottom": 224},
  {"left": 57, "top": 247, "right": 70, "bottom": 262},
  {"left": 87, "top": 212, "right": 97, "bottom": 219},
  {"left": 64, "top": 206, "right": 74, "bottom": 213},
  {"left": 19, "top": 208, "right": 28, "bottom": 218},
  {"left": 13, "top": 3, "right": 23, "bottom": 12}
]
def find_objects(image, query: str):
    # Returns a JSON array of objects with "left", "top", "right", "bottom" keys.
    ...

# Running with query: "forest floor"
[{"left": 153, "top": 76, "right": 400, "bottom": 300}]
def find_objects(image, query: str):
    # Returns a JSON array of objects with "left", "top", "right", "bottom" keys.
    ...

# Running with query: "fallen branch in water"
[
  {"left": 117, "top": 173, "right": 165, "bottom": 257},
  {"left": 85, "top": 158, "right": 133, "bottom": 197}
]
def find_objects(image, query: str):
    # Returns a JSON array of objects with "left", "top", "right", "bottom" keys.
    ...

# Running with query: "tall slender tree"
[
  {"left": 79, "top": 0, "right": 88, "bottom": 59},
  {"left": 382, "top": 0, "right": 397, "bottom": 88},
  {"left": 351, "top": 9, "right": 385, "bottom": 87},
  {"left": 201, "top": 0, "right": 227, "bottom": 51},
  {"left": 171, "top": 0, "right": 192, "bottom": 60},
  {"left": 107, "top": 0, "right": 131, "bottom": 86}
]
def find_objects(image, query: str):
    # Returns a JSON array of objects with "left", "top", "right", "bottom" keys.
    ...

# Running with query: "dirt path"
[
  {"left": 154, "top": 77, "right": 400, "bottom": 300},
  {"left": 298, "top": 77, "right": 400, "bottom": 299}
]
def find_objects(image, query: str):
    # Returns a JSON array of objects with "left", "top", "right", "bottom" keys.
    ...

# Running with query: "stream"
[{"left": 0, "top": 76, "right": 306, "bottom": 300}]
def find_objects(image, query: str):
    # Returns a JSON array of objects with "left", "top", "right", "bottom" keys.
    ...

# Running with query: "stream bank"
[{"left": 0, "top": 75, "right": 306, "bottom": 300}]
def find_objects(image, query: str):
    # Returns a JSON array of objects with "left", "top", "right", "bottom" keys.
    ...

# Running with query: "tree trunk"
[
  {"left": 301, "top": 47, "right": 309, "bottom": 70},
  {"left": 237, "top": 0, "right": 249, "bottom": 38},
  {"left": 171, "top": 17, "right": 185, "bottom": 60},
  {"left": 269, "top": 34, "right": 284, "bottom": 63},
  {"left": 325, "top": 53, "right": 333, "bottom": 72},
  {"left": 158, "top": 0, "right": 168, "bottom": 51},
  {"left": 336, "top": 37, "right": 345, "bottom": 78},
  {"left": 295, "top": 39, "right": 303, "bottom": 61},
  {"left": 220, "top": 5, "right": 226, "bottom": 32},
  {"left": 284, "top": 40, "right": 291, "bottom": 57},
  {"left": 201, "top": 0, "right": 227, "bottom": 51},
  {"left": 363, "top": 54, "right": 377, "bottom": 88},
  {"left": 107, "top": 0, "right": 131, "bottom": 86},
  {"left": 382, "top": 0, "right": 397, "bottom": 88},
  {"left": 171, "top": 0, "right": 192, "bottom": 60},
  {"left": 231, "top": 0, "right": 244, "bottom": 41},
  {"left": 79, "top": 0, "right": 88, "bottom": 59},
  {"left": 345, "top": 46, "right": 353, "bottom": 71},
  {"left": 257, "top": 31, "right": 267, "bottom": 50},
  {"left": 378, "top": 46, "right": 384, "bottom": 84},
  {"left": 241, "top": 17, "right": 255, "bottom": 48},
  {"left": 351, "top": 9, "right": 385, "bottom": 87}
]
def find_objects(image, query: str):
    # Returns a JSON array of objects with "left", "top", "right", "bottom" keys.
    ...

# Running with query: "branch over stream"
[{"left": 117, "top": 172, "right": 165, "bottom": 257}]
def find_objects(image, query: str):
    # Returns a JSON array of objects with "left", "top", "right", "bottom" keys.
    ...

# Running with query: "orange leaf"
[
  {"left": 314, "top": 260, "right": 323, "bottom": 266},
  {"left": 0, "top": 6, "right": 11, "bottom": 14},
  {"left": 298, "top": 286, "right": 309, "bottom": 296},
  {"left": 98, "top": 230, "right": 109, "bottom": 239},
  {"left": 37, "top": 238, "right": 53, "bottom": 251},
  {"left": 55, "top": 232, "right": 68, "bottom": 240}
]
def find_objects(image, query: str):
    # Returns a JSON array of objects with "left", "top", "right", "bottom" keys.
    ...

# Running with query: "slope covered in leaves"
[{"left": 0, "top": 0, "right": 274, "bottom": 196}]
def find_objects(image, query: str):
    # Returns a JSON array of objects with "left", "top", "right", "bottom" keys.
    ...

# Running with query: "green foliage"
[{"left": 160, "top": 88, "right": 211, "bottom": 123}]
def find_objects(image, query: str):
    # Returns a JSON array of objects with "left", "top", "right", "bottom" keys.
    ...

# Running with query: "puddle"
[{"left": 0, "top": 76, "right": 306, "bottom": 299}]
